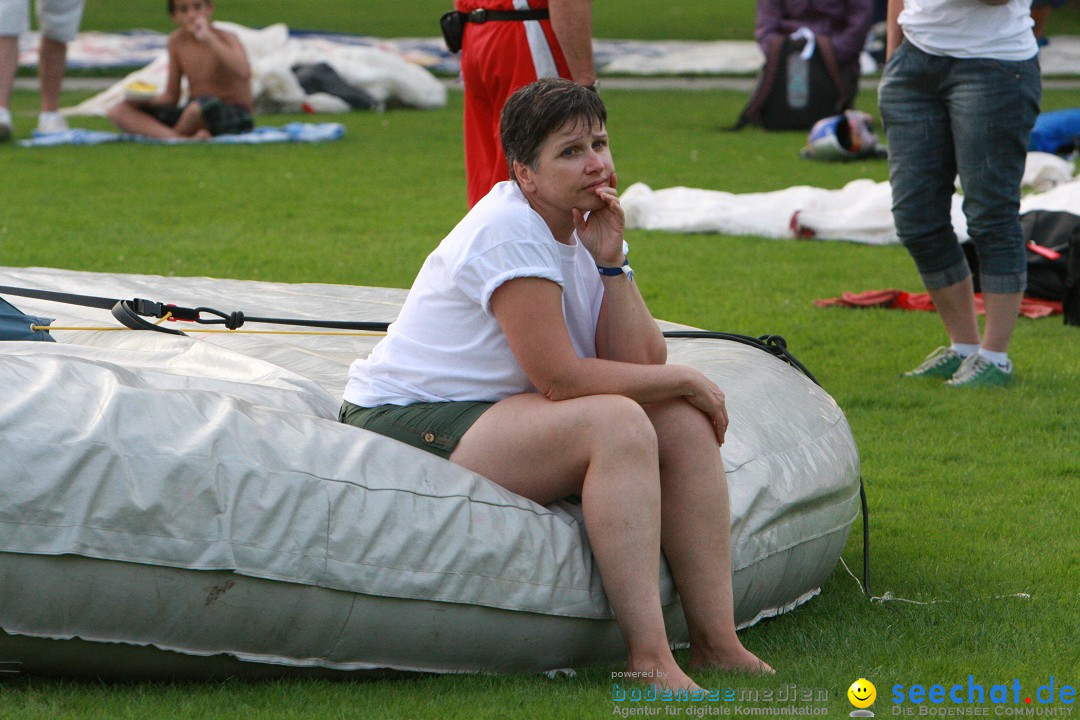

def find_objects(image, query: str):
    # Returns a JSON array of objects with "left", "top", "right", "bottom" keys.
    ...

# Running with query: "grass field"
[
  {"left": 72, "top": 0, "right": 1080, "bottom": 40},
  {"left": 2, "top": 2, "right": 1079, "bottom": 719},
  {"left": 75, "top": 0, "right": 760, "bottom": 40}
]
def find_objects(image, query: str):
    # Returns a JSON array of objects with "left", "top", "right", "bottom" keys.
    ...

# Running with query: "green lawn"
[
  {"left": 2, "top": 2, "right": 1079, "bottom": 717},
  {"left": 73, "top": 0, "right": 1080, "bottom": 40},
  {"left": 79, "top": 0, "right": 760, "bottom": 40}
]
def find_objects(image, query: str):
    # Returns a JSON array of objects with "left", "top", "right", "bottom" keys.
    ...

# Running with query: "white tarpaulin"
[
  {"left": 622, "top": 153, "right": 1078, "bottom": 244},
  {"left": 62, "top": 22, "right": 447, "bottom": 118}
]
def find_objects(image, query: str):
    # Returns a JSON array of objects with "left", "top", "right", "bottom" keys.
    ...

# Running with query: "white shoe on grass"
[
  {"left": 37, "top": 111, "right": 68, "bottom": 134},
  {"left": 0, "top": 107, "right": 12, "bottom": 142}
]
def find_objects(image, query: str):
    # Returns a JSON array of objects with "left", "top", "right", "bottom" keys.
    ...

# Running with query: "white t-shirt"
[
  {"left": 899, "top": 0, "right": 1037, "bottom": 61},
  {"left": 344, "top": 181, "right": 605, "bottom": 406}
]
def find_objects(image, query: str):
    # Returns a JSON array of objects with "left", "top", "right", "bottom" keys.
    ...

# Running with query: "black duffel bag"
[{"left": 963, "top": 211, "right": 1078, "bottom": 316}]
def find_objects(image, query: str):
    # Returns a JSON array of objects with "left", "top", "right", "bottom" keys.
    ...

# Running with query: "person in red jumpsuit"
[{"left": 456, "top": 0, "right": 597, "bottom": 207}]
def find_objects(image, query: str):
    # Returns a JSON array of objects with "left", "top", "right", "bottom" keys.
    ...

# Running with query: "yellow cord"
[{"left": 30, "top": 325, "right": 386, "bottom": 337}]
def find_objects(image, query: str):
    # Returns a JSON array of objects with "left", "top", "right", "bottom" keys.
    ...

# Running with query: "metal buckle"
[{"left": 468, "top": 8, "right": 488, "bottom": 22}]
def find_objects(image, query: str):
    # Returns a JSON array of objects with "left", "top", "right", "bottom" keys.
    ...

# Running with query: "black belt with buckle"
[
  {"left": 441, "top": 8, "right": 550, "bottom": 54},
  {"left": 464, "top": 8, "right": 550, "bottom": 22}
]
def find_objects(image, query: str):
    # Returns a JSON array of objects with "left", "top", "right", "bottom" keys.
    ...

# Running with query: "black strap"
[
  {"left": 0, "top": 284, "right": 119, "bottom": 311},
  {"left": 463, "top": 8, "right": 550, "bottom": 23},
  {"left": 0, "top": 283, "right": 391, "bottom": 335},
  {"left": 112, "top": 299, "right": 189, "bottom": 336}
]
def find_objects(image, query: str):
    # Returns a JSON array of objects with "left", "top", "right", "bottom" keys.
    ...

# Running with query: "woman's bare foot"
[
  {"left": 626, "top": 655, "right": 702, "bottom": 692},
  {"left": 689, "top": 644, "right": 775, "bottom": 675}
]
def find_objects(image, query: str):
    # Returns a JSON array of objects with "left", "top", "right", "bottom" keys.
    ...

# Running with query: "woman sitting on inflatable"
[{"left": 340, "top": 78, "right": 772, "bottom": 688}]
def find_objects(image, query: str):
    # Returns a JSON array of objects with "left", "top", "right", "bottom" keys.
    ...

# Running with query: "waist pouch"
[{"left": 440, "top": 8, "right": 551, "bottom": 53}]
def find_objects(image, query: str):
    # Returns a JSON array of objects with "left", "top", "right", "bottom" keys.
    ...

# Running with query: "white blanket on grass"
[
  {"left": 63, "top": 22, "right": 446, "bottom": 118},
  {"left": 622, "top": 153, "right": 1078, "bottom": 245},
  {"left": 22, "top": 29, "right": 1080, "bottom": 77}
]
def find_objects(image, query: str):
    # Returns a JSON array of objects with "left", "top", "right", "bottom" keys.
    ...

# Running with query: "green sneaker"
[
  {"left": 946, "top": 354, "right": 1013, "bottom": 388},
  {"left": 901, "top": 346, "right": 963, "bottom": 379}
]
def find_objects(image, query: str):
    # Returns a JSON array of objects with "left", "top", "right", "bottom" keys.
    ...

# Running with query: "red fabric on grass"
[{"left": 814, "top": 289, "right": 1062, "bottom": 319}]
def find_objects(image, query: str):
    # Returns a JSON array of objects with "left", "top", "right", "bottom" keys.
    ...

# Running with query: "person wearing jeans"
[{"left": 879, "top": 0, "right": 1041, "bottom": 388}]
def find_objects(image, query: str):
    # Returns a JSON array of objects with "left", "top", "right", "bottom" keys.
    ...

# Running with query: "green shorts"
[{"left": 339, "top": 400, "right": 494, "bottom": 460}]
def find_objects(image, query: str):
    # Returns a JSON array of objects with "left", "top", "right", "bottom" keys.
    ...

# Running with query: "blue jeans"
[{"left": 878, "top": 41, "right": 1041, "bottom": 293}]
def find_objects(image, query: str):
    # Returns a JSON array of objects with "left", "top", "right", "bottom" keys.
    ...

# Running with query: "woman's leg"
[
  {"left": 924, "top": 276, "right": 981, "bottom": 346},
  {"left": 947, "top": 56, "right": 1041, "bottom": 357},
  {"left": 644, "top": 399, "right": 773, "bottom": 673},
  {"left": 450, "top": 392, "right": 697, "bottom": 689}
]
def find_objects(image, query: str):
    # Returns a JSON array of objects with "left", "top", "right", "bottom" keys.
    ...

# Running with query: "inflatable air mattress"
[{"left": 0, "top": 266, "right": 861, "bottom": 679}]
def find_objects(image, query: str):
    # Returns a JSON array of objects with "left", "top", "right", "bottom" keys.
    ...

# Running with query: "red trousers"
[{"left": 458, "top": 3, "right": 571, "bottom": 207}]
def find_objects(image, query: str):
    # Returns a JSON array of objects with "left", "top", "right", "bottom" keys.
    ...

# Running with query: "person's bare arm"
[
  {"left": 490, "top": 277, "right": 729, "bottom": 444},
  {"left": 192, "top": 18, "right": 251, "bottom": 80},
  {"left": 573, "top": 174, "right": 666, "bottom": 365},
  {"left": 548, "top": 0, "right": 596, "bottom": 86},
  {"left": 151, "top": 35, "right": 184, "bottom": 106},
  {"left": 885, "top": 0, "right": 904, "bottom": 60}
]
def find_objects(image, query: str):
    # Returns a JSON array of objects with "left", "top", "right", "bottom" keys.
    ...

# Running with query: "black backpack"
[
  {"left": 1065, "top": 237, "right": 1080, "bottom": 326},
  {"left": 735, "top": 32, "right": 848, "bottom": 131},
  {"left": 1020, "top": 210, "right": 1080, "bottom": 304},
  {"left": 963, "top": 209, "right": 1080, "bottom": 325}
]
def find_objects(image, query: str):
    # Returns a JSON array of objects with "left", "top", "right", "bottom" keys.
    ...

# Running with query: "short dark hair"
[
  {"left": 169, "top": 0, "right": 212, "bottom": 14},
  {"left": 500, "top": 78, "right": 607, "bottom": 184}
]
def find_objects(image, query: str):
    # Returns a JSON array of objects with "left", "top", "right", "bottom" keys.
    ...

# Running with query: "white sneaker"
[
  {"left": 37, "top": 111, "right": 69, "bottom": 134},
  {"left": 0, "top": 107, "right": 12, "bottom": 142}
]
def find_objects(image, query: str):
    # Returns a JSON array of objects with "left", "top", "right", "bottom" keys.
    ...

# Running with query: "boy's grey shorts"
[{"left": 0, "top": 0, "right": 86, "bottom": 43}]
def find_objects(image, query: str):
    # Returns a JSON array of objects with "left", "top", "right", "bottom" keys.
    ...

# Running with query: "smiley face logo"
[{"left": 848, "top": 678, "right": 877, "bottom": 709}]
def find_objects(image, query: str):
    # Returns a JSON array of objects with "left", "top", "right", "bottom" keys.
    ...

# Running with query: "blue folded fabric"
[
  {"left": 1028, "top": 108, "right": 1080, "bottom": 155},
  {"left": 18, "top": 122, "right": 345, "bottom": 147}
]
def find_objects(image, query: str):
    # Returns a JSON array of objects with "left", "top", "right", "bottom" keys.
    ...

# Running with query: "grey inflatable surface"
[{"left": 0, "top": 267, "right": 860, "bottom": 678}]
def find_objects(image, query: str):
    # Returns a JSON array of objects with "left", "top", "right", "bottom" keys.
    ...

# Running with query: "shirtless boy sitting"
[{"left": 108, "top": 0, "right": 253, "bottom": 139}]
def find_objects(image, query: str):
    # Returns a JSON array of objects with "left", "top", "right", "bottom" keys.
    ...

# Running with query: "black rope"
[
  {"left": 860, "top": 478, "right": 872, "bottom": 598},
  {"left": 191, "top": 307, "right": 391, "bottom": 333},
  {"left": 661, "top": 330, "right": 819, "bottom": 385}
]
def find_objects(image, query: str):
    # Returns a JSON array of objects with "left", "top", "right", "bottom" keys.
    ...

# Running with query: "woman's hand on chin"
[{"left": 574, "top": 173, "right": 625, "bottom": 265}]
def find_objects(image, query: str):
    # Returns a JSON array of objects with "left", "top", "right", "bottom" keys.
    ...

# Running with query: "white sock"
[
  {"left": 951, "top": 343, "right": 980, "bottom": 358},
  {"left": 978, "top": 348, "right": 1012, "bottom": 372}
]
